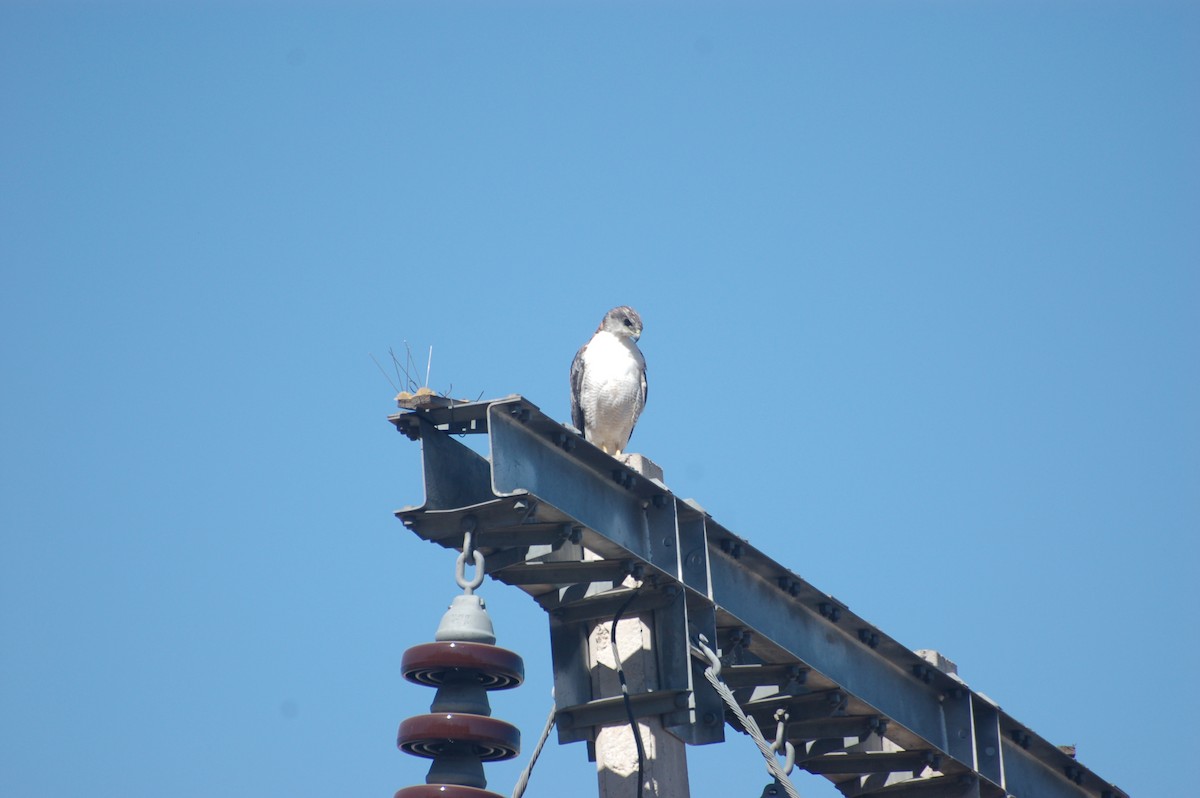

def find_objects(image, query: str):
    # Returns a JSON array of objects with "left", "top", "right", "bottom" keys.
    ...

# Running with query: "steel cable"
[
  {"left": 510, "top": 701, "right": 557, "bottom": 798},
  {"left": 698, "top": 648, "right": 803, "bottom": 798}
]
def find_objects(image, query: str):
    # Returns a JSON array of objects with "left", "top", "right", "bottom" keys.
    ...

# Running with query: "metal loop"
[
  {"left": 770, "top": 709, "right": 796, "bottom": 775},
  {"left": 776, "top": 741, "right": 795, "bottom": 776},
  {"left": 455, "top": 547, "right": 486, "bottom": 594},
  {"left": 771, "top": 709, "right": 788, "bottom": 752}
]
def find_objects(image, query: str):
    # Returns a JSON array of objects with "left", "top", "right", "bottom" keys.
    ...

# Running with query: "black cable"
[{"left": 610, "top": 583, "right": 646, "bottom": 798}]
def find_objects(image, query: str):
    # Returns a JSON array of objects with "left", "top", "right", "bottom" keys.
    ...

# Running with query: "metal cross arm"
[{"left": 390, "top": 395, "right": 1127, "bottom": 798}]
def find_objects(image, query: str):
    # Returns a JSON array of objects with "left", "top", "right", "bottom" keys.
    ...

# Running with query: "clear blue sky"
[{"left": 2, "top": 3, "right": 1196, "bottom": 797}]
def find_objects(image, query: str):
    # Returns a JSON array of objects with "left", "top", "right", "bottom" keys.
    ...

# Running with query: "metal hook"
[
  {"left": 770, "top": 709, "right": 796, "bottom": 775},
  {"left": 770, "top": 709, "right": 788, "bottom": 752},
  {"left": 694, "top": 634, "right": 722, "bottom": 678}
]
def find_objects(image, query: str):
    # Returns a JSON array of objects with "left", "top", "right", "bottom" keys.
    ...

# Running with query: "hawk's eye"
[{"left": 623, "top": 318, "right": 633, "bottom": 327}]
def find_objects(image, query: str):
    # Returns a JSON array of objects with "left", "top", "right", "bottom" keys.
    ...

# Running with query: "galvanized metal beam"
[{"left": 390, "top": 396, "right": 1127, "bottom": 798}]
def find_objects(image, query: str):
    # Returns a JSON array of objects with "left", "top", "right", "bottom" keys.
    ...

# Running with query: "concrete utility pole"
[
  {"left": 591, "top": 599, "right": 691, "bottom": 797},
  {"left": 589, "top": 454, "right": 689, "bottom": 797}
]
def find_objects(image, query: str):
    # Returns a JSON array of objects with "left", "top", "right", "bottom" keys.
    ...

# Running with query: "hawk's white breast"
[{"left": 578, "top": 330, "right": 646, "bottom": 454}]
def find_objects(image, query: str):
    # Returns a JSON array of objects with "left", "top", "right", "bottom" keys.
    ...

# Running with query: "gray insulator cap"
[{"left": 435, "top": 594, "right": 497, "bottom": 645}]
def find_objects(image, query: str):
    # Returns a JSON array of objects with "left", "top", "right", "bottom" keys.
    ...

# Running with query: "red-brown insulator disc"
[
  {"left": 394, "top": 786, "right": 507, "bottom": 798},
  {"left": 402, "top": 642, "right": 524, "bottom": 690},
  {"left": 397, "top": 713, "right": 521, "bottom": 761}
]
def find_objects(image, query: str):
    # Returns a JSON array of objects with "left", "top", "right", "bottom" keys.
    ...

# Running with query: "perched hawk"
[{"left": 569, "top": 306, "right": 648, "bottom": 458}]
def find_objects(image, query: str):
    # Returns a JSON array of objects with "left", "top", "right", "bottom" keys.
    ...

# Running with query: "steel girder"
[{"left": 391, "top": 396, "right": 1126, "bottom": 798}]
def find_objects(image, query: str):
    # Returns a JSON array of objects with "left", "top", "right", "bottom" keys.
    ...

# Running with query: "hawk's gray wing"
[{"left": 569, "top": 342, "right": 588, "bottom": 434}]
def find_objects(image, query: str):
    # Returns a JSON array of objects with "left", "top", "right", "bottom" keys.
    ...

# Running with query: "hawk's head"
[{"left": 600, "top": 306, "right": 643, "bottom": 342}]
